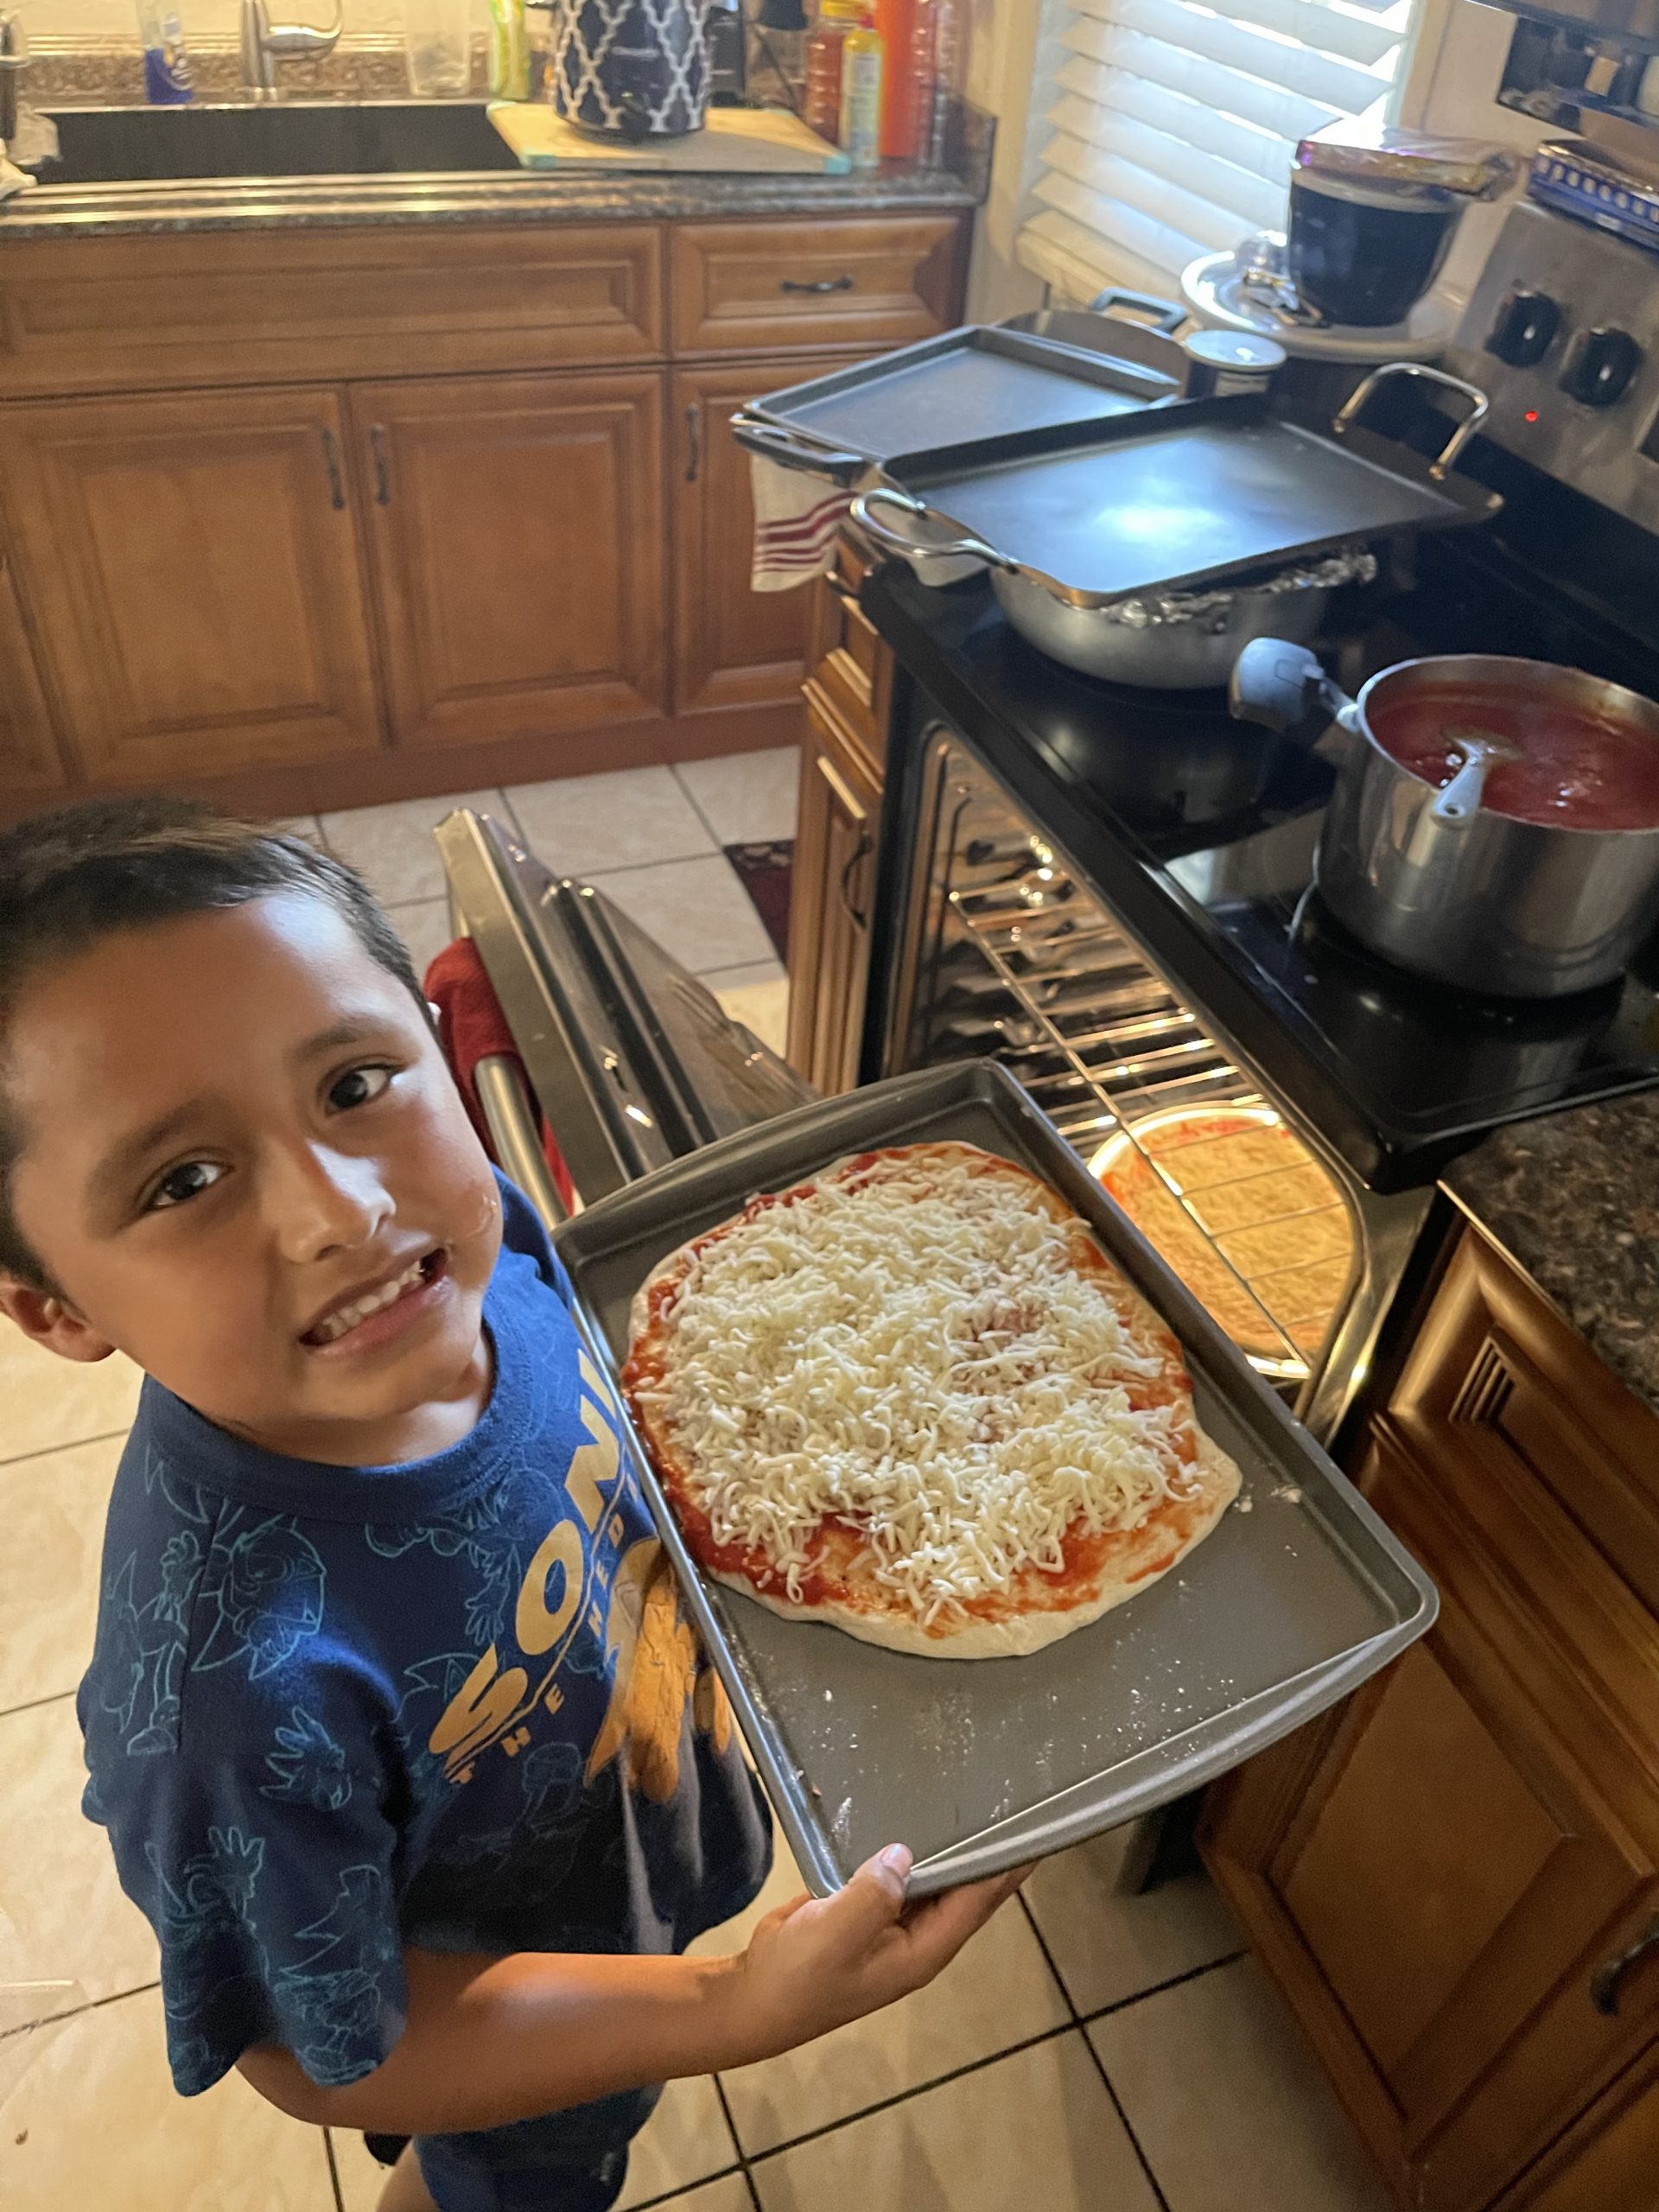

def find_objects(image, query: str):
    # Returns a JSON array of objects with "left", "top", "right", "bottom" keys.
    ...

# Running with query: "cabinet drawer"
[
  {"left": 806, "top": 534, "right": 890, "bottom": 774},
  {"left": 0, "top": 225, "right": 664, "bottom": 396},
  {"left": 671, "top": 215, "right": 965, "bottom": 355}
]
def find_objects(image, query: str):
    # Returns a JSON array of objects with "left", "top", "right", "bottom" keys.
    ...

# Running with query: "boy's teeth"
[{"left": 313, "top": 1257, "right": 427, "bottom": 1344}]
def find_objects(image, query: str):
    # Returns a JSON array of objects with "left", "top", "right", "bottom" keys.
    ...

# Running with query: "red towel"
[{"left": 424, "top": 936, "right": 577, "bottom": 1213}]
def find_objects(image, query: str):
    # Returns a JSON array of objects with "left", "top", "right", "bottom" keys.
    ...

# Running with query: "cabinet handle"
[
  {"left": 369, "top": 423, "right": 392, "bottom": 505},
  {"left": 319, "top": 427, "right": 346, "bottom": 511},
  {"left": 780, "top": 274, "right": 855, "bottom": 296},
  {"left": 825, "top": 571, "right": 861, "bottom": 613},
  {"left": 685, "top": 400, "right": 702, "bottom": 484},
  {"left": 839, "top": 826, "right": 874, "bottom": 929},
  {"left": 1590, "top": 1915, "right": 1659, "bottom": 2017}
]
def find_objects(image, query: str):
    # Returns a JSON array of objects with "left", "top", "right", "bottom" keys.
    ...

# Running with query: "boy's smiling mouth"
[{"left": 300, "top": 1249, "right": 448, "bottom": 1351}]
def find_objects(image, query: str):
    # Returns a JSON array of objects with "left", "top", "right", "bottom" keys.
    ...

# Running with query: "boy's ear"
[{"left": 0, "top": 1276, "right": 118, "bottom": 1363}]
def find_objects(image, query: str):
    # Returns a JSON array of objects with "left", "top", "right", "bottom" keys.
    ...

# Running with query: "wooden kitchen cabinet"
[
  {"left": 0, "top": 386, "right": 382, "bottom": 785},
  {"left": 785, "top": 683, "right": 881, "bottom": 1095},
  {"left": 350, "top": 370, "right": 666, "bottom": 753},
  {"left": 1201, "top": 1226, "right": 1659, "bottom": 2212},
  {"left": 670, "top": 215, "right": 965, "bottom": 356},
  {"left": 671, "top": 352, "right": 868, "bottom": 721},
  {"left": 0, "top": 538, "right": 67, "bottom": 795}
]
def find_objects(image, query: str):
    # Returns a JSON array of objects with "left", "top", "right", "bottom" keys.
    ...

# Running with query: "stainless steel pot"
[
  {"left": 1230, "top": 641, "right": 1659, "bottom": 997},
  {"left": 853, "top": 484, "right": 1374, "bottom": 687}
]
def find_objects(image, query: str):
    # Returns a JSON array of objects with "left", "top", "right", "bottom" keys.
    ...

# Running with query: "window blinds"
[{"left": 1019, "top": 0, "right": 1417, "bottom": 305}]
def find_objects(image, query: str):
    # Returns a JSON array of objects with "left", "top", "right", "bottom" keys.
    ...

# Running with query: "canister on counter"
[{"left": 1181, "top": 329, "right": 1286, "bottom": 397}]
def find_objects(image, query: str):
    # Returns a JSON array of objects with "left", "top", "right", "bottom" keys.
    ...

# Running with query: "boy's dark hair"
[{"left": 0, "top": 795, "right": 427, "bottom": 1292}]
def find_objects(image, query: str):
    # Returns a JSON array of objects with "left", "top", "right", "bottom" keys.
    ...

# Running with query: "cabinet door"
[
  {"left": 351, "top": 371, "right": 665, "bottom": 753},
  {"left": 0, "top": 535, "right": 67, "bottom": 804},
  {"left": 785, "top": 686, "right": 880, "bottom": 1096},
  {"left": 672, "top": 354, "right": 866, "bottom": 719},
  {"left": 0, "top": 388, "right": 381, "bottom": 785},
  {"left": 1201, "top": 1232, "right": 1659, "bottom": 2212}
]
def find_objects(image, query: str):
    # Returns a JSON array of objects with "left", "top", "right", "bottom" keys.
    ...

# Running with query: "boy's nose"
[{"left": 268, "top": 1141, "right": 392, "bottom": 1262}]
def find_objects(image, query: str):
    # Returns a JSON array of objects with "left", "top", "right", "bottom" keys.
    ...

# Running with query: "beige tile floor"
[{"left": 0, "top": 753, "right": 1392, "bottom": 2211}]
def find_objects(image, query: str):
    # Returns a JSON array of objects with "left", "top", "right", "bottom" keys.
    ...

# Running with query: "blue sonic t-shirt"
[{"left": 77, "top": 1173, "right": 771, "bottom": 2116}]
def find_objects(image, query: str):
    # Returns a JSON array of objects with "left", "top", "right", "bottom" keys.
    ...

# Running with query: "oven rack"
[{"left": 939, "top": 846, "right": 1357, "bottom": 1384}]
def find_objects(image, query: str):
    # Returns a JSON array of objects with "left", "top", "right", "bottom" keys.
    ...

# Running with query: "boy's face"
[{"left": 0, "top": 892, "right": 503, "bottom": 1465}]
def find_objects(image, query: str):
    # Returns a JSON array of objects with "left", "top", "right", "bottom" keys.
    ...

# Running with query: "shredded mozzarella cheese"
[{"left": 636, "top": 1151, "right": 1198, "bottom": 1620}]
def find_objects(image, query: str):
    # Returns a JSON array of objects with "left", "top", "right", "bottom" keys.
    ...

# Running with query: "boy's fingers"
[
  {"left": 819, "top": 1844, "right": 914, "bottom": 1948},
  {"left": 892, "top": 1866, "right": 1025, "bottom": 1975}
]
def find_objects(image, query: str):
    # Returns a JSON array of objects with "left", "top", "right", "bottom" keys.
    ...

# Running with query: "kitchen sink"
[{"left": 38, "top": 100, "right": 523, "bottom": 184}]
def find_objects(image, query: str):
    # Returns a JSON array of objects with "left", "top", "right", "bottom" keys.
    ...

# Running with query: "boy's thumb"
[{"left": 833, "top": 1844, "right": 913, "bottom": 1941}]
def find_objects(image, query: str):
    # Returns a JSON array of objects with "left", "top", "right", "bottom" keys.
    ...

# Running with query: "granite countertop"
[
  {"left": 0, "top": 163, "right": 977, "bottom": 238},
  {"left": 1441, "top": 1090, "right": 1659, "bottom": 1418}
]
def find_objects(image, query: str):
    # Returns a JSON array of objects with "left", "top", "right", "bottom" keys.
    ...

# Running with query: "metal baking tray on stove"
[
  {"left": 554, "top": 1061, "right": 1437, "bottom": 1897},
  {"left": 729, "top": 323, "right": 1181, "bottom": 486}
]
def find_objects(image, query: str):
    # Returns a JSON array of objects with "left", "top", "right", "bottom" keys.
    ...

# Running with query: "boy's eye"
[
  {"left": 327, "top": 1064, "right": 395, "bottom": 1112},
  {"left": 149, "top": 1160, "right": 225, "bottom": 1211}
]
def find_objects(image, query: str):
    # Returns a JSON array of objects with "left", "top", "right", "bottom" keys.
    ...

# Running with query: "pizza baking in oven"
[{"left": 620, "top": 1141, "right": 1241, "bottom": 1659}]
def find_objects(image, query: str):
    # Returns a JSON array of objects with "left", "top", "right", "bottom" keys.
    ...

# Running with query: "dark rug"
[{"left": 725, "top": 839, "right": 793, "bottom": 963}]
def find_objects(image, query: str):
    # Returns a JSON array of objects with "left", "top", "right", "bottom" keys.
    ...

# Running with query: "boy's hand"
[{"left": 724, "top": 1844, "right": 1030, "bottom": 2066}]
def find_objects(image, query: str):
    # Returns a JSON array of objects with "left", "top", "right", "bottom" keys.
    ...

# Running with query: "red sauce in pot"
[{"left": 1369, "top": 683, "right": 1659, "bottom": 832}]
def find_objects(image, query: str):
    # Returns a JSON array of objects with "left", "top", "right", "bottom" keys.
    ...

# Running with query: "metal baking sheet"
[
  {"left": 878, "top": 390, "right": 1502, "bottom": 607},
  {"left": 554, "top": 1061, "right": 1437, "bottom": 1898},
  {"left": 734, "top": 325, "right": 1178, "bottom": 481}
]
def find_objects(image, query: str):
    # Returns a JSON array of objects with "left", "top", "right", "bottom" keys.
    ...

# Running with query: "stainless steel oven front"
[{"left": 872, "top": 715, "right": 1435, "bottom": 1447}]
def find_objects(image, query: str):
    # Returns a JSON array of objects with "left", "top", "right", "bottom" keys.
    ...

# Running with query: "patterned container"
[
  {"left": 1529, "top": 142, "right": 1659, "bottom": 259},
  {"left": 552, "top": 0, "right": 712, "bottom": 139}
]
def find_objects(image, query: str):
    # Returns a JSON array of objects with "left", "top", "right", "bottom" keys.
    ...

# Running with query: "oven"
[{"left": 870, "top": 709, "right": 1437, "bottom": 1446}]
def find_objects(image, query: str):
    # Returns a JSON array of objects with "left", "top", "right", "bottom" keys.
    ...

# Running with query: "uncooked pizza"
[{"left": 620, "top": 1140, "right": 1240, "bottom": 1660}]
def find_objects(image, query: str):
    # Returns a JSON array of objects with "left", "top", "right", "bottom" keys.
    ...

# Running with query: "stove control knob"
[
  {"left": 1486, "top": 288, "right": 1560, "bottom": 366},
  {"left": 1559, "top": 326, "right": 1644, "bottom": 408}
]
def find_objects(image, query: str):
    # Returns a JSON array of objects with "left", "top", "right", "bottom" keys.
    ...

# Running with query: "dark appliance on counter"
[
  {"left": 551, "top": 0, "right": 714, "bottom": 141},
  {"left": 850, "top": 191, "right": 1659, "bottom": 1450}
]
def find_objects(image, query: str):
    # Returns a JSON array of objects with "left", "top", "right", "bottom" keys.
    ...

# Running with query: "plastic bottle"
[
  {"left": 136, "top": 0, "right": 194, "bottom": 105},
  {"left": 874, "top": 0, "right": 918, "bottom": 160},
  {"left": 804, "top": 0, "right": 862, "bottom": 143},
  {"left": 912, "top": 0, "right": 960, "bottom": 168},
  {"left": 487, "top": 0, "right": 530, "bottom": 100},
  {"left": 839, "top": 10, "right": 883, "bottom": 170}
]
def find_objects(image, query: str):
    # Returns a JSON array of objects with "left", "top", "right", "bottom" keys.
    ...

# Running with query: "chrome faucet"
[
  {"left": 0, "top": 12, "right": 27, "bottom": 150},
  {"left": 238, "top": 0, "right": 344, "bottom": 100}
]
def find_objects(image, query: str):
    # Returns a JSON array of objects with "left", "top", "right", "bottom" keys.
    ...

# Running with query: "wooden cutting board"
[{"left": 488, "top": 101, "right": 851, "bottom": 173}]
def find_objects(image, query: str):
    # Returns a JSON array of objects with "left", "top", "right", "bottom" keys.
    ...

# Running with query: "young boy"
[{"left": 0, "top": 798, "right": 1020, "bottom": 2212}]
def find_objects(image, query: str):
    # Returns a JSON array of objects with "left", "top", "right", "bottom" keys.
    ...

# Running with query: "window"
[{"left": 1018, "top": 0, "right": 1421, "bottom": 304}]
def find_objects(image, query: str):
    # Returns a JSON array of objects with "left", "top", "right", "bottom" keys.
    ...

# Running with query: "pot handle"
[
  {"left": 1230, "top": 639, "right": 1353, "bottom": 740},
  {"left": 729, "top": 411, "right": 868, "bottom": 481},
  {"left": 850, "top": 486, "right": 1011, "bottom": 569},
  {"left": 1331, "top": 361, "right": 1491, "bottom": 481},
  {"left": 1084, "top": 286, "right": 1185, "bottom": 334}
]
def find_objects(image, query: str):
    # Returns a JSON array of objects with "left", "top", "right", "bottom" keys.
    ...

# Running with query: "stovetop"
[{"left": 863, "top": 447, "right": 1659, "bottom": 1191}]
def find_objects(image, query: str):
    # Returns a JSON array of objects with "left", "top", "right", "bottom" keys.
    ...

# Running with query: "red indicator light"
[{"left": 1524, "top": 408, "right": 1541, "bottom": 423}]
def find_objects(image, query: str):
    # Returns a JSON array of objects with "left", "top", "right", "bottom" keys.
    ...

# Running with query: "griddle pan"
[
  {"left": 872, "top": 359, "right": 1500, "bottom": 608},
  {"left": 555, "top": 1061, "right": 1437, "bottom": 1898},
  {"left": 730, "top": 323, "right": 1180, "bottom": 486}
]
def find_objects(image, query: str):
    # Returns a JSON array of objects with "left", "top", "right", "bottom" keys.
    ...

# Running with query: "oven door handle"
[{"left": 475, "top": 1055, "right": 569, "bottom": 1233}]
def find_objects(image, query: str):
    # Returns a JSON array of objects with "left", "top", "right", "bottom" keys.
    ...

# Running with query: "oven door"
[
  {"left": 435, "top": 809, "right": 812, "bottom": 1224},
  {"left": 871, "top": 709, "right": 1433, "bottom": 1444}
]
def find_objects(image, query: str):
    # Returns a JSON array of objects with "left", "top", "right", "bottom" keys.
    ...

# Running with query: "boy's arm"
[{"left": 239, "top": 1845, "right": 1022, "bottom": 2134}]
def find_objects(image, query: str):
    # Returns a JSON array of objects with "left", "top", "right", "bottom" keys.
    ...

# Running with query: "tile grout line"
[
  {"left": 618, "top": 2158, "right": 746, "bottom": 2212},
  {"left": 739, "top": 2016, "right": 1081, "bottom": 2169},
  {"left": 321, "top": 2126, "right": 346, "bottom": 2212},
  {"left": 1079, "top": 1945, "right": 1249, "bottom": 2030},
  {"left": 0, "top": 1420, "right": 131, "bottom": 1472},
  {"left": 0, "top": 1977, "right": 161, "bottom": 2043},
  {"left": 669, "top": 763, "right": 727, "bottom": 853},
  {"left": 0, "top": 1686, "right": 76, "bottom": 1724},
  {"left": 711, "top": 2070, "right": 754, "bottom": 2183}
]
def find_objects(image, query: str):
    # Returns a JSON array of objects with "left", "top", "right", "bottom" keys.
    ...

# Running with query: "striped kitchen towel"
[{"left": 750, "top": 454, "right": 850, "bottom": 591}]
